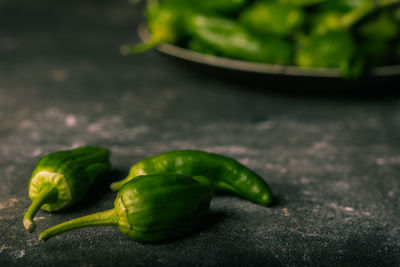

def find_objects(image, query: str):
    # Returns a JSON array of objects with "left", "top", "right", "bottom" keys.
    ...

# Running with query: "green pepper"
[
  {"left": 188, "top": 38, "right": 219, "bottom": 56},
  {"left": 239, "top": 2, "right": 305, "bottom": 37},
  {"left": 186, "top": 14, "right": 292, "bottom": 65},
  {"left": 23, "top": 146, "right": 110, "bottom": 232},
  {"left": 295, "top": 31, "right": 360, "bottom": 78},
  {"left": 39, "top": 174, "right": 214, "bottom": 242},
  {"left": 358, "top": 11, "right": 399, "bottom": 41},
  {"left": 122, "top": 0, "right": 249, "bottom": 54},
  {"left": 121, "top": 0, "right": 188, "bottom": 54},
  {"left": 310, "top": 11, "right": 345, "bottom": 36},
  {"left": 110, "top": 150, "right": 272, "bottom": 206}
]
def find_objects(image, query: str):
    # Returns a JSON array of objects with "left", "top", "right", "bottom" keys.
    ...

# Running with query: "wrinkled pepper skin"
[
  {"left": 39, "top": 174, "right": 214, "bottom": 242},
  {"left": 186, "top": 14, "right": 292, "bottom": 65},
  {"left": 110, "top": 150, "right": 272, "bottom": 206},
  {"left": 23, "top": 146, "right": 110, "bottom": 232}
]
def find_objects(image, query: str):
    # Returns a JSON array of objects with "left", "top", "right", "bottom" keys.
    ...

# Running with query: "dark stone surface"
[{"left": 1, "top": 0, "right": 400, "bottom": 266}]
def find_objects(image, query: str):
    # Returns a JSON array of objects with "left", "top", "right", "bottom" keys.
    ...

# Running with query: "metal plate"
[{"left": 138, "top": 23, "right": 400, "bottom": 78}]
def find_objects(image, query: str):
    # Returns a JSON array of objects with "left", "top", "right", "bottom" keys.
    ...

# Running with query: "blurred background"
[{"left": 128, "top": 0, "right": 400, "bottom": 82}]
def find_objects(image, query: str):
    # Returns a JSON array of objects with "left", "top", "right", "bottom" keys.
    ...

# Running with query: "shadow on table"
[{"left": 162, "top": 54, "right": 400, "bottom": 100}]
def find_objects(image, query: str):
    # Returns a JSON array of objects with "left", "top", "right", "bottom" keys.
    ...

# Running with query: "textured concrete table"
[{"left": 1, "top": 0, "right": 400, "bottom": 266}]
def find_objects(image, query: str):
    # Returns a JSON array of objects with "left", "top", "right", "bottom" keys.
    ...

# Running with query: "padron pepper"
[
  {"left": 122, "top": 0, "right": 249, "bottom": 54},
  {"left": 186, "top": 14, "right": 292, "bottom": 65},
  {"left": 311, "top": 0, "right": 400, "bottom": 34},
  {"left": 23, "top": 146, "right": 110, "bottom": 232},
  {"left": 239, "top": 2, "right": 305, "bottom": 37},
  {"left": 299, "top": 0, "right": 399, "bottom": 77},
  {"left": 110, "top": 150, "right": 272, "bottom": 206},
  {"left": 295, "top": 31, "right": 363, "bottom": 78},
  {"left": 39, "top": 174, "right": 214, "bottom": 242},
  {"left": 188, "top": 38, "right": 219, "bottom": 56}
]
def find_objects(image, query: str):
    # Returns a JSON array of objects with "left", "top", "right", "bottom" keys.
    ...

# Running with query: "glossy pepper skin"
[
  {"left": 110, "top": 150, "right": 272, "bottom": 206},
  {"left": 39, "top": 174, "right": 214, "bottom": 242},
  {"left": 23, "top": 146, "right": 110, "bottom": 232},
  {"left": 186, "top": 14, "right": 292, "bottom": 65}
]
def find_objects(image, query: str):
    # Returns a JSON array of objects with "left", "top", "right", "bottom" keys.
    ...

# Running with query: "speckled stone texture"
[{"left": 1, "top": 0, "right": 400, "bottom": 266}]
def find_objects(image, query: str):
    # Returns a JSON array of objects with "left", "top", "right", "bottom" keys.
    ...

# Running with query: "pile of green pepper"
[
  {"left": 123, "top": 0, "right": 400, "bottom": 78},
  {"left": 23, "top": 146, "right": 272, "bottom": 243}
]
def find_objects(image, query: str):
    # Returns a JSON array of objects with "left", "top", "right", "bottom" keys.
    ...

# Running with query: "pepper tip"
[{"left": 23, "top": 219, "right": 36, "bottom": 233}]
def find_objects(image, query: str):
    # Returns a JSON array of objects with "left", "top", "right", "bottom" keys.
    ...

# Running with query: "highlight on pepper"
[
  {"left": 110, "top": 150, "right": 272, "bottom": 206},
  {"left": 23, "top": 146, "right": 111, "bottom": 232}
]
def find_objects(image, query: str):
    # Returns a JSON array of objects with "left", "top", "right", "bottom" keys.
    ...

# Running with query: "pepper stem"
[
  {"left": 120, "top": 37, "right": 162, "bottom": 55},
  {"left": 39, "top": 209, "right": 118, "bottom": 241},
  {"left": 110, "top": 176, "right": 132, "bottom": 191},
  {"left": 23, "top": 187, "right": 57, "bottom": 232}
]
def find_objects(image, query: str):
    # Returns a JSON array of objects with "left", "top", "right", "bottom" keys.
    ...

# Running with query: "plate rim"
[{"left": 137, "top": 23, "right": 400, "bottom": 78}]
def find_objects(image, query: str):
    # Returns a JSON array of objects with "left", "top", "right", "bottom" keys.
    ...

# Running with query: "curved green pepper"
[
  {"left": 23, "top": 146, "right": 110, "bottom": 232},
  {"left": 186, "top": 14, "right": 292, "bottom": 65},
  {"left": 110, "top": 150, "right": 272, "bottom": 206},
  {"left": 39, "top": 174, "right": 214, "bottom": 242},
  {"left": 122, "top": 0, "right": 249, "bottom": 54},
  {"left": 239, "top": 2, "right": 305, "bottom": 37}
]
